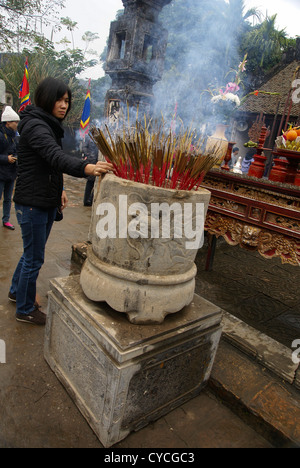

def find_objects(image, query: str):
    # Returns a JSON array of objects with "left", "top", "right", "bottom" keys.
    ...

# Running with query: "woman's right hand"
[
  {"left": 84, "top": 161, "right": 114, "bottom": 177},
  {"left": 8, "top": 155, "right": 17, "bottom": 164}
]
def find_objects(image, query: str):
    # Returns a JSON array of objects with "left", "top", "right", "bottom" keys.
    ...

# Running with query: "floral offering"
[
  {"left": 208, "top": 54, "right": 248, "bottom": 124},
  {"left": 276, "top": 126, "right": 300, "bottom": 152},
  {"left": 206, "top": 55, "right": 280, "bottom": 124}
]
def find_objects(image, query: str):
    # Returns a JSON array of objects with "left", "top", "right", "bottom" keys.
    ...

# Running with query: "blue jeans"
[
  {"left": 10, "top": 204, "right": 57, "bottom": 316},
  {"left": 0, "top": 179, "right": 15, "bottom": 223}
]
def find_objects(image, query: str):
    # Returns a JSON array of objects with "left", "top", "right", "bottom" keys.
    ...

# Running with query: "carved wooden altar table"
[{"left": 201, "top": 170, "right": 300, "bottom": 268}]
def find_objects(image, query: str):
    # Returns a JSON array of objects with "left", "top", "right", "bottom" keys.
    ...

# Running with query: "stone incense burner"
[{"left": 80, "top": 174, "right": 211, "bottom": 324}]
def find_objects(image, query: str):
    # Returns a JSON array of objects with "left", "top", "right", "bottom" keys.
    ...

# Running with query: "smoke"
[
  {"left": 152, "top": 0, "right": 245, "bottom": 133},
  {"left": 93, "top": 0, "right": 248, "bottom": 139}
]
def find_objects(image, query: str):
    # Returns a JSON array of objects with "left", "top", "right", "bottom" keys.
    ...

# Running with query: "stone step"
[{"left": 210, "top": 340, "right": 300, "bottom": 448}]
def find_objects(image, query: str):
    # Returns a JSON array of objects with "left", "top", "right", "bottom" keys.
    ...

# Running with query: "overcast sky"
[
  {"left": 54, "top": 0, "right": 299, "bottom": 79},
  {"left": 52, "top": 0, "right": 123, "bottom": 79},
  {"left": 243, "top": 0, "right": 300, "bottom": 36}
]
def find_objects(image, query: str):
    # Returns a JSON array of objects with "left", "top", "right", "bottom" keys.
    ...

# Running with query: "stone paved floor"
[{"left": 195, "top": 239, "right": 300, "bottom": 349}]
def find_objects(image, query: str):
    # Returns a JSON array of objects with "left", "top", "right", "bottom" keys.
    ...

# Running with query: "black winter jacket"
[
  {"left": 14, "top": 106, "right": 89, "bottom": 209},
  {"left": 0, "top": 123, "right": 18, "bottom": 182}
]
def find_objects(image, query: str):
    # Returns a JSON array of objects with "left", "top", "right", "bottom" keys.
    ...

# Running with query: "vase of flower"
[{"left": 204, "top": 55, "right": 249, "bottom": 166}]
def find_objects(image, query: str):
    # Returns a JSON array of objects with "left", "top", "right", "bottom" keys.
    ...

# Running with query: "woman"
[
  {"left": 241, "top": 149, "right": 256, "bottom": 175},
  {"left": 9, "top": 77, "right": 113, "bottom": 325},
  {"left": 0, "top": 106, "right": 20, "bottom": 230}
]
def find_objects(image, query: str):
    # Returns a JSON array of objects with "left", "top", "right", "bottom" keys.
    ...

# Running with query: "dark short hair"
[
  {"left": 233, "top": 147, "right": 239, "bottom": 152},
  {"left": 245, "top": 148, "right": 256, "bottom": 160},
  {"left": 34, "top": 77, "right": 72, "bottom": 118}
]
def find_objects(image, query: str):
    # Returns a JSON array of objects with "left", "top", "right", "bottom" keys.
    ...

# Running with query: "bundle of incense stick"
[{"left": 90, "top": 118, "right": 220, "bottom": 191}]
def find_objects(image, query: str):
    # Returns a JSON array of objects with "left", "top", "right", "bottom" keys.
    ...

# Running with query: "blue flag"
[{"left": 80, "top": 79, "right": 91, "bottom": 139}]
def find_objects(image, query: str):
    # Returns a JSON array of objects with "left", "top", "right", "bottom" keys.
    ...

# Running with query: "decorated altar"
[{"left": 202, "top": 169, "right": 300, "bottom": 267}]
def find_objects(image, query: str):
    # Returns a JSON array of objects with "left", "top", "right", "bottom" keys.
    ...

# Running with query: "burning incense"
[{"left": 90, "top": 118, "right": 220, "bottom": 191}]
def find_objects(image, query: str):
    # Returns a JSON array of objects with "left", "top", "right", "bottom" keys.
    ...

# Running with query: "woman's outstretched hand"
[{"left": 85, "top": 161, "right": 115, "bottom": 177}]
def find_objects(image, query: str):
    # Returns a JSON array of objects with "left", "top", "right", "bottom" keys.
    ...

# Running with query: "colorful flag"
[
  {"left": 80, "top": 79, "right": 91, "bottom": 140},
  {"left": 19, "top": 58, "right": 31, "bottom": 112}
]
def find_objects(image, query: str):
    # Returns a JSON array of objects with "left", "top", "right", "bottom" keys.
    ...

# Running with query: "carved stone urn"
[{"left": 80, "top": 174, "right": 211, "bottom": 325}]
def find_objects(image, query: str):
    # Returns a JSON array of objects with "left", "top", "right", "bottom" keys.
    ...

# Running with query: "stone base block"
[{"left": 44, "top": 275, "right": 222, "bottom": 448}]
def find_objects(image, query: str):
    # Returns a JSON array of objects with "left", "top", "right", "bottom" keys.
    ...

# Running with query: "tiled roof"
[{"left": 238, "top": 61, "right": 300, "bottom": 117}]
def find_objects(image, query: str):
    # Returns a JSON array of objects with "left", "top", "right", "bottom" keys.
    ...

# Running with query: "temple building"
[
  {"left": 104, "top": 0, "right": 172, "bottom": 122},
  {"left": 234, "top": 38, "right": 300, "bottom": 155}
]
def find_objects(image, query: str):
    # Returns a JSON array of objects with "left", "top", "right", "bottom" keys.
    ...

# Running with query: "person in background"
[
  {"left": 81, "top": 135, "right": 99, "bottom": 206},
  {"left": 0, "top": 106, "right": 20, "bottom": 230},
  {"left": 241, "top": 149, "right": 256, "bottom": 175},
  {"left": 229, "top": 147, "right": 239, "bottom": 170},
  {"left": 8, "top": 77, "right": 114, "bottom": 326}
]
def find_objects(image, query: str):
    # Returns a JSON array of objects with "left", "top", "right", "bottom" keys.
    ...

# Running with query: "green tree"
[
  {"left": 0, "top": 34, "right": 99, "bottom": 126},
  {"left": 82, "top": 31, "right": 100, "bottom": 57},
  {"left": 240, "top": 14, "right": 288, "bottom": 73},
  {"left": 218, "top": 0, "right": 261, "bottom": 67},
  {"left": 0, "top": 0, "right": 65, "bottom": 51},
  {"left": 154, "top": 0, "right": 261, "bottom": 125},
  {"left": 152, "top": 0, "right": 295, "bottom": 128},
  {"left": 60, "top": 16, "right": 78, "bottom": 50}
]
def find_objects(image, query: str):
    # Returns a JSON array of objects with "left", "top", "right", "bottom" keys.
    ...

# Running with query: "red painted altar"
[
  {"left": 202, "top": 169, "right": 300, "bottom": 267},
  {"left": 202, "top": 121, "right": 300, "bottom": 268}
]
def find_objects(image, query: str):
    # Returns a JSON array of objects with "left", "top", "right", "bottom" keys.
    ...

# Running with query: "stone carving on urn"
[{"left": 80, "top": 174, "right": 211, "bottom": 325}]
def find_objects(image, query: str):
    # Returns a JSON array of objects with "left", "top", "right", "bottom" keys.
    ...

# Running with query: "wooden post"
[
  {"left": 269, "top": 158, "right": 289, "bottom": 183},
  {"left": 248, "top": 126, "right": 268, "bottom": 178},
  {"left": 221, "top": 142, "right": 236, "bottom": 171},
  {"left": 205, "top": 234, "right": 217, "bottom": 271}
]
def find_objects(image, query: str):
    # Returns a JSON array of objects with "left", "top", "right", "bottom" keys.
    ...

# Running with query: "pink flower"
[
  {"left": 239, "top": 61, "right": 247, "bottom": 72},
  {"left": 224, "top": 82, "right": 240, "bottom": 94}
]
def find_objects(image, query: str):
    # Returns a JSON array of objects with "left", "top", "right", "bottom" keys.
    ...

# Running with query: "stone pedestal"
[{"left": 44, "top": 275, "right": 222, "bottom": 448}]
